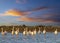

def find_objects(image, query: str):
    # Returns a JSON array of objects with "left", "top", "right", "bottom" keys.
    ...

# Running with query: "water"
[{"left": 0, "top": 32, "right": 60, "bottom": 43}]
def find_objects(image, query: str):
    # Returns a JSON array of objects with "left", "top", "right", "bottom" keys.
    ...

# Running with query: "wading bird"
[
  {"left": 33, "top": 29, "right": 36, "bottom": 35},
  {"left": 15, "top": 28, "right": 19, "bottom": 36},
  {"left": 23, "top": 29, "right": 26, "bottom": 35},
  {"left": 11, "top": 26, "right": 15, "bottom": 35},
  {"left": 38, "top": 27, "right": 41, "bottom": 34},
  {"left": 43, "top": 29, "right": 46, "bottom": 34},
  {"left": 30, "top": 31, "right": 34, "bottom": 36},
  {"left": 43, "top": 28, "right": 46, "bottom": 43},
  {"left": 23, "top": 27, "right": 28, "bottom": 35},
  {"left": 54, "top": 29, "right": 58, "bottom": 42},
  {"left": 1, "top": 28, "right": 7, "bottom": 36},
  {"left": 54, "top": 29, "right": 58, "bottom": 35}
]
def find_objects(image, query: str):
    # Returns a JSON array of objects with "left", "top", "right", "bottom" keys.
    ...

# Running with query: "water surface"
[{"left": 0, "top": 32, "right": 60, "bottom": 43}]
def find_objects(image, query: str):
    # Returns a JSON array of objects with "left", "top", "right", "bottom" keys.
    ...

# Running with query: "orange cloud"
[
  {"left": 5, "top": 9, "right": 22, "bottom": 16},
  {"left": 2, "top": 9, "right": 30, "bottom": 16},
  {"left": 1, "top": 6, "right": 48, "bottom": 16}
]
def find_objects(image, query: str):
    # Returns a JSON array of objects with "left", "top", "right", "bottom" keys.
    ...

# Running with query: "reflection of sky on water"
[{"left": 0, "top": 32, "right": 60, "bottom": 43}]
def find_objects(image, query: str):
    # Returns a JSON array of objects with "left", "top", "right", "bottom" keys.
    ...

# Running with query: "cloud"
[
  {"left": 17, "top": 16, "right": 54, "bottom": 23},
  {"left": 1, "top": 9, "right": 31, "bottom": 16},
  {"left": 1, "top": 6, "right": 48, "bottom": 16},
  {"left": 45, "top": 14, "right": 60, "bottom": 22},
  {"left": 26, "top": 6, "right": 48, "bottom": 11},
  {"left": 1, "top": 9, "right": 59, "bottom": 23},
  {"left": 17, "top": 13, "right": 60, "bottom": 23},
  {"left": 1, "top": 6, "right": 60, "bottom": 23},
  {"left": 43, "top": 14, "right": 60, "bottom": 22}
]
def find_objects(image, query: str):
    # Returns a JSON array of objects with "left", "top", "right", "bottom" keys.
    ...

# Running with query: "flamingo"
[
  {"left": 54, "top": 29, "right": 58, "bottom": 42},
  {"left": 30, "top": 31, "right": 34, "bottom": 36},
  {"left": 43, "top": 28, "right": 46, "bottom": 43},
  {"left": 15, "top": 28, "right": 19, "bottom": 36},
  {"left": 1, "top": 28, "right": 4, "bottom": 36},
  {"left": 54, "top": 29, "right": 58, "bottom": 35},
  {"left": 23, "top": 29, "right": 26, "bottom": 35},
  {"left": 23, "top": 27, "right": 29, "bottom": 35},
  {"left": 1, "top": 28, "right": 7, "bottom": 36},
  {"left": 38, "top": 27, "right": 41, "bottom": 34},
  {"left": 11, "top": 26, "right": 15, "bottom": 35},
  {"left": 43, "top": 29, "right": 46, "bottom": 34},
  {"left": 33, "top": 29, "right": 36, "bottom": 35}
]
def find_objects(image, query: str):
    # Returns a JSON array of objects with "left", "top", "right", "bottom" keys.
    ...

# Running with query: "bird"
[
  {"left": 23, "top": 29, "right": 26, "bottom": 35},
  {"left": 1, "top": 28, "right": 4, "bottom": 36},
  {"left": 38, "top": 27, "right": 41, "bottom": 34},
  {"left": 33, "top": 29, "right": 36, "bottom": 35},
  {"left": 30, "top": 31, "right": 34, "bottom": 36},
  {"left": 23, "top": 27, "right": 28, "bottom": 35},
  {"left": 1, "top": 28, "right": 7, "bottom": 36},
  {"left": 29, "top": 29, "right": 36, "bottom": 36},
  {"left": 43, "top": 28, "right": 46, "bottom": 43},
  {"left": 43, "top": 29, "right": 46, "bottom": 34},
  {"left": 11, "top": 26, "right": 15, "bottom": 35},
  {"left": 54, "top": 29, "right": 58, "bottom": 35},
  {"left": 15, "top": 28, "right": 19, "bottom": 35}
]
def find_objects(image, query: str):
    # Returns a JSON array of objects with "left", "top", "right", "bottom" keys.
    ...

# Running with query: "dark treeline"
[{"left": 0, "top": 25, "right": 60, "bottom": 32}]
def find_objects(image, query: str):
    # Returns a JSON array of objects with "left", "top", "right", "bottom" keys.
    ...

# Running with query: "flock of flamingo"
[{"left": 0, "top": 27, "right": 58, "bottom": 36}]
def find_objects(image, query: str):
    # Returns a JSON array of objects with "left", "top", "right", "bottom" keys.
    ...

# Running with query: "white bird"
[
  {"left": 33, "top": 29, "right": 36, "bottom": 35},
  {"left": 15, "top": 28, "right": 19, "bottom": 35},
  {"left": 23, "top": 29, "right": 26, "bottom": 35},
  {"left": 26, "top": 28, "right": 29, "bottom": 35},
  {"left": 54, "top": 29, "right": 58, "bottom": 35},
  {"left": 29, "top": 29, "right": 36, "bottom": 36},
  {"left": 1, "top": 28, "right": 4, "bottom": 36},
  {"left": 43, "top": 29, "right": 46, "bottom": 43},
  {"left": 31, "top": 31, "right": 34, "bottom": 36},
  {"left": 54, "top": 29, "right": 58, "bottom": 43},
  {"left": 43, "top": 29, "right": 46, "bottom": 34},
  {"left": 38, "top": 27, "right": 41, "bottom": 34},
  {"left": 11, "top": 27, "right": 15, "bottom": 35},
  {"left": 1, "top": 28, "right": 7, "bottom": 36},
  {"left": 23, "top": 27, "right": 28, "bottom": 35}
]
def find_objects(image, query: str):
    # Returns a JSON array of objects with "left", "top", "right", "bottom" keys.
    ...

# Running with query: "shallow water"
[{"left": 0, "top": 32, "right": 60, "bottom": 43}]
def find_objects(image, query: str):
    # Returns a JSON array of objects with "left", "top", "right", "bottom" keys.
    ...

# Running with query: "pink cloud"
[{"left": 17, "top": 16, "right": 54, "bottom": 23}]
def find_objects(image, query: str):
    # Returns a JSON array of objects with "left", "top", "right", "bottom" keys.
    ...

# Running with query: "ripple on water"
[{"left": 0, "top": 32, "right": 60, "bottom": 43}]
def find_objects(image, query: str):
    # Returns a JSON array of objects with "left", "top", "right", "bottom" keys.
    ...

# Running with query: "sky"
[{"left": 0, "top": 0, "right": 60, "bottom": 26}]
